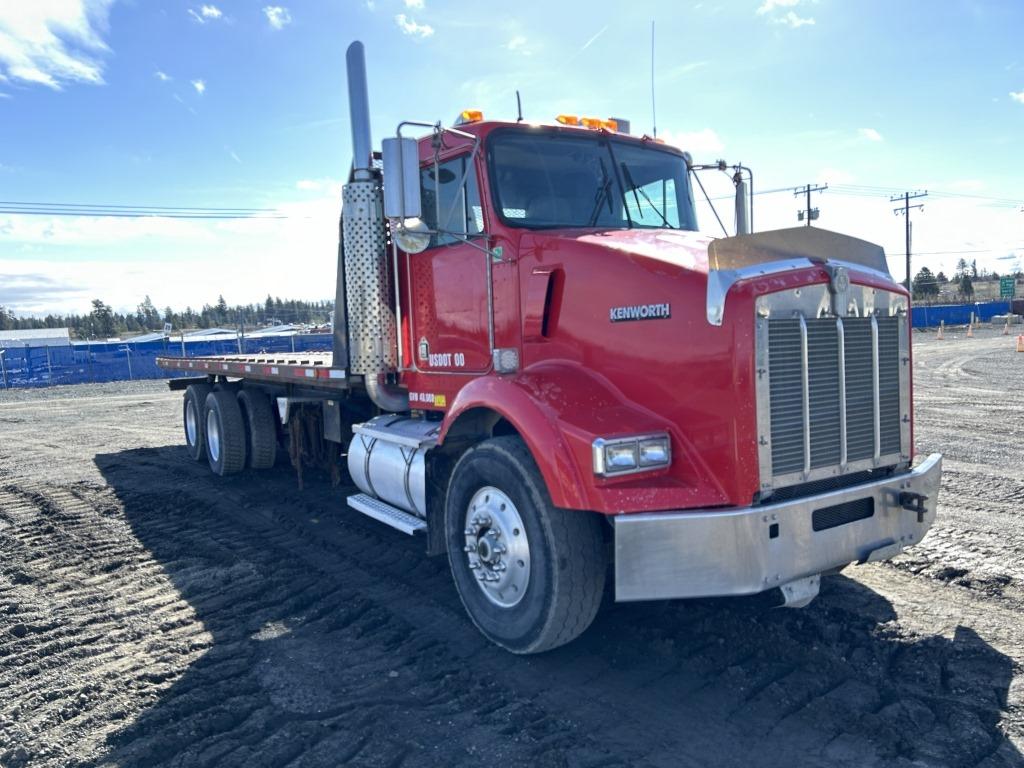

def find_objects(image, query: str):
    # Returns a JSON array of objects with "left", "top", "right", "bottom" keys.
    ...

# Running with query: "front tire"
[{"left": 445, "top": 436, "right": 606, "bottom": 654}]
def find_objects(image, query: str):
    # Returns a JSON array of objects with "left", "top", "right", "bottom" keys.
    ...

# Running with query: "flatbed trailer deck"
[{"left": 156, "top": 353, "right": 349, "bottom": 390}]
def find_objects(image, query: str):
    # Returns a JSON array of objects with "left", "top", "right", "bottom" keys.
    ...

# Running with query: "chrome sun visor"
[{"left": 706, "top": 227, "right": 893, "bottom": 325}]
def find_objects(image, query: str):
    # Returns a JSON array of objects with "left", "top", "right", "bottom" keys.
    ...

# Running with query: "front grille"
[
  {"left": 812, "top": 497, "right": 875, "bottom": 531},
  {"left": 766, "top": 468, "right": 891, "bottom": 503},
  {"left": 764, "top": 313, "right": 905, "bottom": 487}
]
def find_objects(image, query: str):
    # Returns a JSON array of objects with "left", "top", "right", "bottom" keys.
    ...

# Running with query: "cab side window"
[{"left": 420, "top": 155, "right": 483, "bottom": 248}]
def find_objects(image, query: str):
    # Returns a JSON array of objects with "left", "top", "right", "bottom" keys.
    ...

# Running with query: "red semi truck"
[{"left": 157, "top": 42, "right": 942, "bottom": 654}]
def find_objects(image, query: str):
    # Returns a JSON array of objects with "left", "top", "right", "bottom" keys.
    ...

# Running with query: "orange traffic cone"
[
  {"left": 1017, "top": 335, "right": 1024, "bottom": 353},
  {"left": 967, "top": 323, "right": 974, "bottom": 338},
  {"left": 937, "top": 321, "right": 945, "bottom": 340}
]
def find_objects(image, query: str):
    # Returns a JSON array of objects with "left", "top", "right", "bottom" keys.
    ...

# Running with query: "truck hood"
[
  {"left": 542, "top": 226, "right": 892, "bottom": 280},
  {"left": 571, "top": 228, "right": 714, "bottom": 274}
]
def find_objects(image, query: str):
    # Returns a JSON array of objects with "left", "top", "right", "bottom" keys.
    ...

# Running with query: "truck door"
[{"left": 408, "top": 154, "right": 491, "bottom": 373}]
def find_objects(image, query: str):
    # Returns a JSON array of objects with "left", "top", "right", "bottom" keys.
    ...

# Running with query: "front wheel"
[{"left": 445, "top": 436, "right": 606, "bottom": 654}]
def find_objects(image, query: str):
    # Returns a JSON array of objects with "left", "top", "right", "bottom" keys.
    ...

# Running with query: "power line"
[
  {"left": 709, "top": 184, "right": 1024, "bottom": 208},
  {"left": 794, "top": 183, "right": 827, "bottom": 226},
  {"left": 0, "top": 210, "right": 287, "bottom": 219},
  {"left": 887, "top": 246, "right": 1024, "bottom": 256},
  {"left": 892, "top": 190, "right": 928, "bottom": 290},
  {"left": 0, "top": 199, "right": 286, "bottom": 219},
  {"left": 0, "top": 200, "right": 275, "bottom": 212}
]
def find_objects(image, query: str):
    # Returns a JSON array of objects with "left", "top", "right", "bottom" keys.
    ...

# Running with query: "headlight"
[
  {"left": 638, "top": 437, "right": 670, "bottom": 467},
  {"left": 592, "top": 433, "right": 671, "bottom": 476}
]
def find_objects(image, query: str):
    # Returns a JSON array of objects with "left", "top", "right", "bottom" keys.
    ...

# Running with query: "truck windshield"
[{"left": 487, "top": 130, "right": 697, "bottom": 231}]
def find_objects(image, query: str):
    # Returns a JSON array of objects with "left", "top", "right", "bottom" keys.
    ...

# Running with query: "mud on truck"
[{"left": 158, "top": 41, "right": 942, "bottom": 654}]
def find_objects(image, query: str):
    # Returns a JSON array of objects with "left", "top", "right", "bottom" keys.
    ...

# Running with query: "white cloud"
[
  {"left": 188, "top": 5, "right": 223, "bottom": 24},
  {"left": 661, "top": 127, "right": 725, "bottom": 156},
  {"left": 1010, "top": 91, "right": 1024, "bottom": 104},
  {"left": 263, "top": 6, "right": 292, "bottom": 30},
  {"left": 859, "top": 127, "right": 883, "bottom": 142},
  {"left": 395, "top": 13, "right": 434, "bottom": 38},
  {"left": 945, "top": 179, "right": 985, "bottom": 192},
  {"left": 154, "top": 70, "right": 171, "bottom": 82},
  {"left": 775, "top": 11, "right": 815, "bottom": 27},
  {"left": 756, "top": 0, "right": 800, "bottom": 14},
  {"left": 506, "top": 35, "right": 527, "bottom": 52},
  {"left": 404, "top": 0, "right": 425, "bottom": 7},
  {"left": 191, "top": 79, "right": 206, "bottom": 95},
  {"left": 0, "top": 0, "right": 115, "bottom": 90},
  {"left": 757, "top": 0, "right": 815, "bottom": 28},
  {"left": 296, "top": 178, "right": 342, "bottom": 195},
  {"left": 0, "top": 190, "right": 345, "bottom": 315},
  {"left": 665, "top": 61, "right": 709, "bottom": 81},
  {"left": 580, "top": 25, "right": 607, "bottom": 52},
  {"left": 817, "top": 167, "right": 854, "bottom": 186}
]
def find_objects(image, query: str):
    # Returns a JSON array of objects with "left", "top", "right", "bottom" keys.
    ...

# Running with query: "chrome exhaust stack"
[
  {"left": 346, "top": 42, "right": 374, "bottom": 181},
  {"left": 341, "top": 41, "right": 407, "bottom": 412}
]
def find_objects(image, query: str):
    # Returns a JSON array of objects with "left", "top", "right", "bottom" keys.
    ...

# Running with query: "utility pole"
[
  {"left": 794, "top": 183, "right": 827, "bottom": 226},
  {"left": 891, "top": 190, "right": 927, "bottom": 291}
]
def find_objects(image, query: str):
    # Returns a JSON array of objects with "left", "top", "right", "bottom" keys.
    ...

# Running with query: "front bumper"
[{"left": 613, "top": 453, "right": 942, "bottom": 602}]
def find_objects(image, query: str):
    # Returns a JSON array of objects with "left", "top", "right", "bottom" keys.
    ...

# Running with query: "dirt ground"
[{"left": 1, "top": 326, "right": 1022, "bottom": 768}]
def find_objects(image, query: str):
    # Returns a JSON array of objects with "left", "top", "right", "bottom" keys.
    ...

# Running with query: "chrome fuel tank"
[{"left": 347, "top": 415, "right": 440, "bottom": 518}]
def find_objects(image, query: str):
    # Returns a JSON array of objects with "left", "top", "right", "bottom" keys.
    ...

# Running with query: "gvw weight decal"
[{"left": 609, "top": 303, "right": 671, "bottom": 323}]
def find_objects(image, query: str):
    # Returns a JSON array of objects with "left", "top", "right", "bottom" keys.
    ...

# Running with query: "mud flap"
[
  {"left": 779, "top": 574, "right": 821, "bottom": 608},
  {"left": 862, "top": 540, "right": 903, "bottom": 564}
]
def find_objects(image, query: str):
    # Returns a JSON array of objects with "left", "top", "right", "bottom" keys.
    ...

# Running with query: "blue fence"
[
  {"left": 911, "top": 301, "right": 1011, "bottom": 328},
  {"left": 0, "top": 334, "right": 333, "bottom": 389}
]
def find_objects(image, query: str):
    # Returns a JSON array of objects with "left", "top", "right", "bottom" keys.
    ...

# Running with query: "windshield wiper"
[
  {"left": 587, "top": 159, "right": 614, "bottom": 226},
  {"left": 620, "top": 163, "right": 674, "bottom": 229}
]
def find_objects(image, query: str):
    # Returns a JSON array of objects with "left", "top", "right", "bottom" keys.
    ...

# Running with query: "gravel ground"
[{"left": 0, "top": 327, "right": 1022, "bottom": 767}]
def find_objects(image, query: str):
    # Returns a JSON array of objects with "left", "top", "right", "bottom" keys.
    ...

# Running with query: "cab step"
[{"left": 346, "top": 493, "right": 427, "bottom": 535}]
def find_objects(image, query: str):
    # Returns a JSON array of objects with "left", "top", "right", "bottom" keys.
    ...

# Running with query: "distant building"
[{"left": 0, "top": 328, "right": 71, "bottom": 348}]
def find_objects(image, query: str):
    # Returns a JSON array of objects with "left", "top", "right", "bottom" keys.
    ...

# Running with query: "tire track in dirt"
[{"left": 1, "top": 356, "right": 1022, "bottom": 766}]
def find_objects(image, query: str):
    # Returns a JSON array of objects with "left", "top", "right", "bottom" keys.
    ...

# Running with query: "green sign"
[{"left": 1001, "top": 276, "right": 1015, "bottom": 299}]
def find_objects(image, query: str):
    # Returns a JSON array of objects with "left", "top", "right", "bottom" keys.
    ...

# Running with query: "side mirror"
[{"left": 382, "top": 137, "right": 422, "bottom": 219}]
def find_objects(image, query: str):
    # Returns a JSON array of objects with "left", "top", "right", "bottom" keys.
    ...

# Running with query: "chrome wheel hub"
[
  {"left": 186, "top": 400, "right": 198, "bottom": 446},
  {"left": 462, "top": 487, "right": 530, "bottom": 608},
  {"left": 206, "top": 409, "right": 221, "bottom": 463}
]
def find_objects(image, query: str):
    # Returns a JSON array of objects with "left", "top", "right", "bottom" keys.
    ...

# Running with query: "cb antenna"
[
  {"left": 650, "top": 20, "right": 657, "bottom": 138},
  {"left": 515, "top": 90, "right": 523, "bottom": 122}
]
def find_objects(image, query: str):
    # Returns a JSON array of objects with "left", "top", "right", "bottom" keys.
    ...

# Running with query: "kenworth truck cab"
[{"left": 158, "top": 42, "right": 942, "bottom": 653}]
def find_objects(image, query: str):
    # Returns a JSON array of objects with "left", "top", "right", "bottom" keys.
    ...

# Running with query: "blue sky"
[{"left": 1, "top": 0, "right": 1022, "bottom": 315}]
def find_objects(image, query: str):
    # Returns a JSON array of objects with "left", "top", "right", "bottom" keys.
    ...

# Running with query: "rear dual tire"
[
  {"left": 238, "top": 389, "right": 278, "bottom": 470},
  {"left": 204, "top": 390, "right": 247, "bottom": 476},
  {"left": 183, "top": 385, "right": 278, "bottom": 474},
  {"left": 183, "top": 384, "right": 212, "bottom": 462}
]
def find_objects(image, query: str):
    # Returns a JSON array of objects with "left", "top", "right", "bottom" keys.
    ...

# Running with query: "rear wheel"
[
  {"left": 445, "top": 436, "right": 606, "bottom": 654},
  {"left": 205, "top": 390, "right": 247, "bottom": 476},
  {"left": 238, "top": 389, "right": 278, "bottom": 470},
  {"left": 183, "top": 383, "right": 212, "bottom": 461}
]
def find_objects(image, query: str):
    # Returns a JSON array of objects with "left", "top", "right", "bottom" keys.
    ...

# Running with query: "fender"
[
  {"left": 440, "top": 360, "right": 695, "bottom": 512},
  {"left": 439, "top": 369, "right": 588, "bottom": 509}
]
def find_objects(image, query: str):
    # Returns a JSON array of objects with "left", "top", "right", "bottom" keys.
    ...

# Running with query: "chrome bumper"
[{"left": 613, "top": 453, "right": 942, "bottom": 602}]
